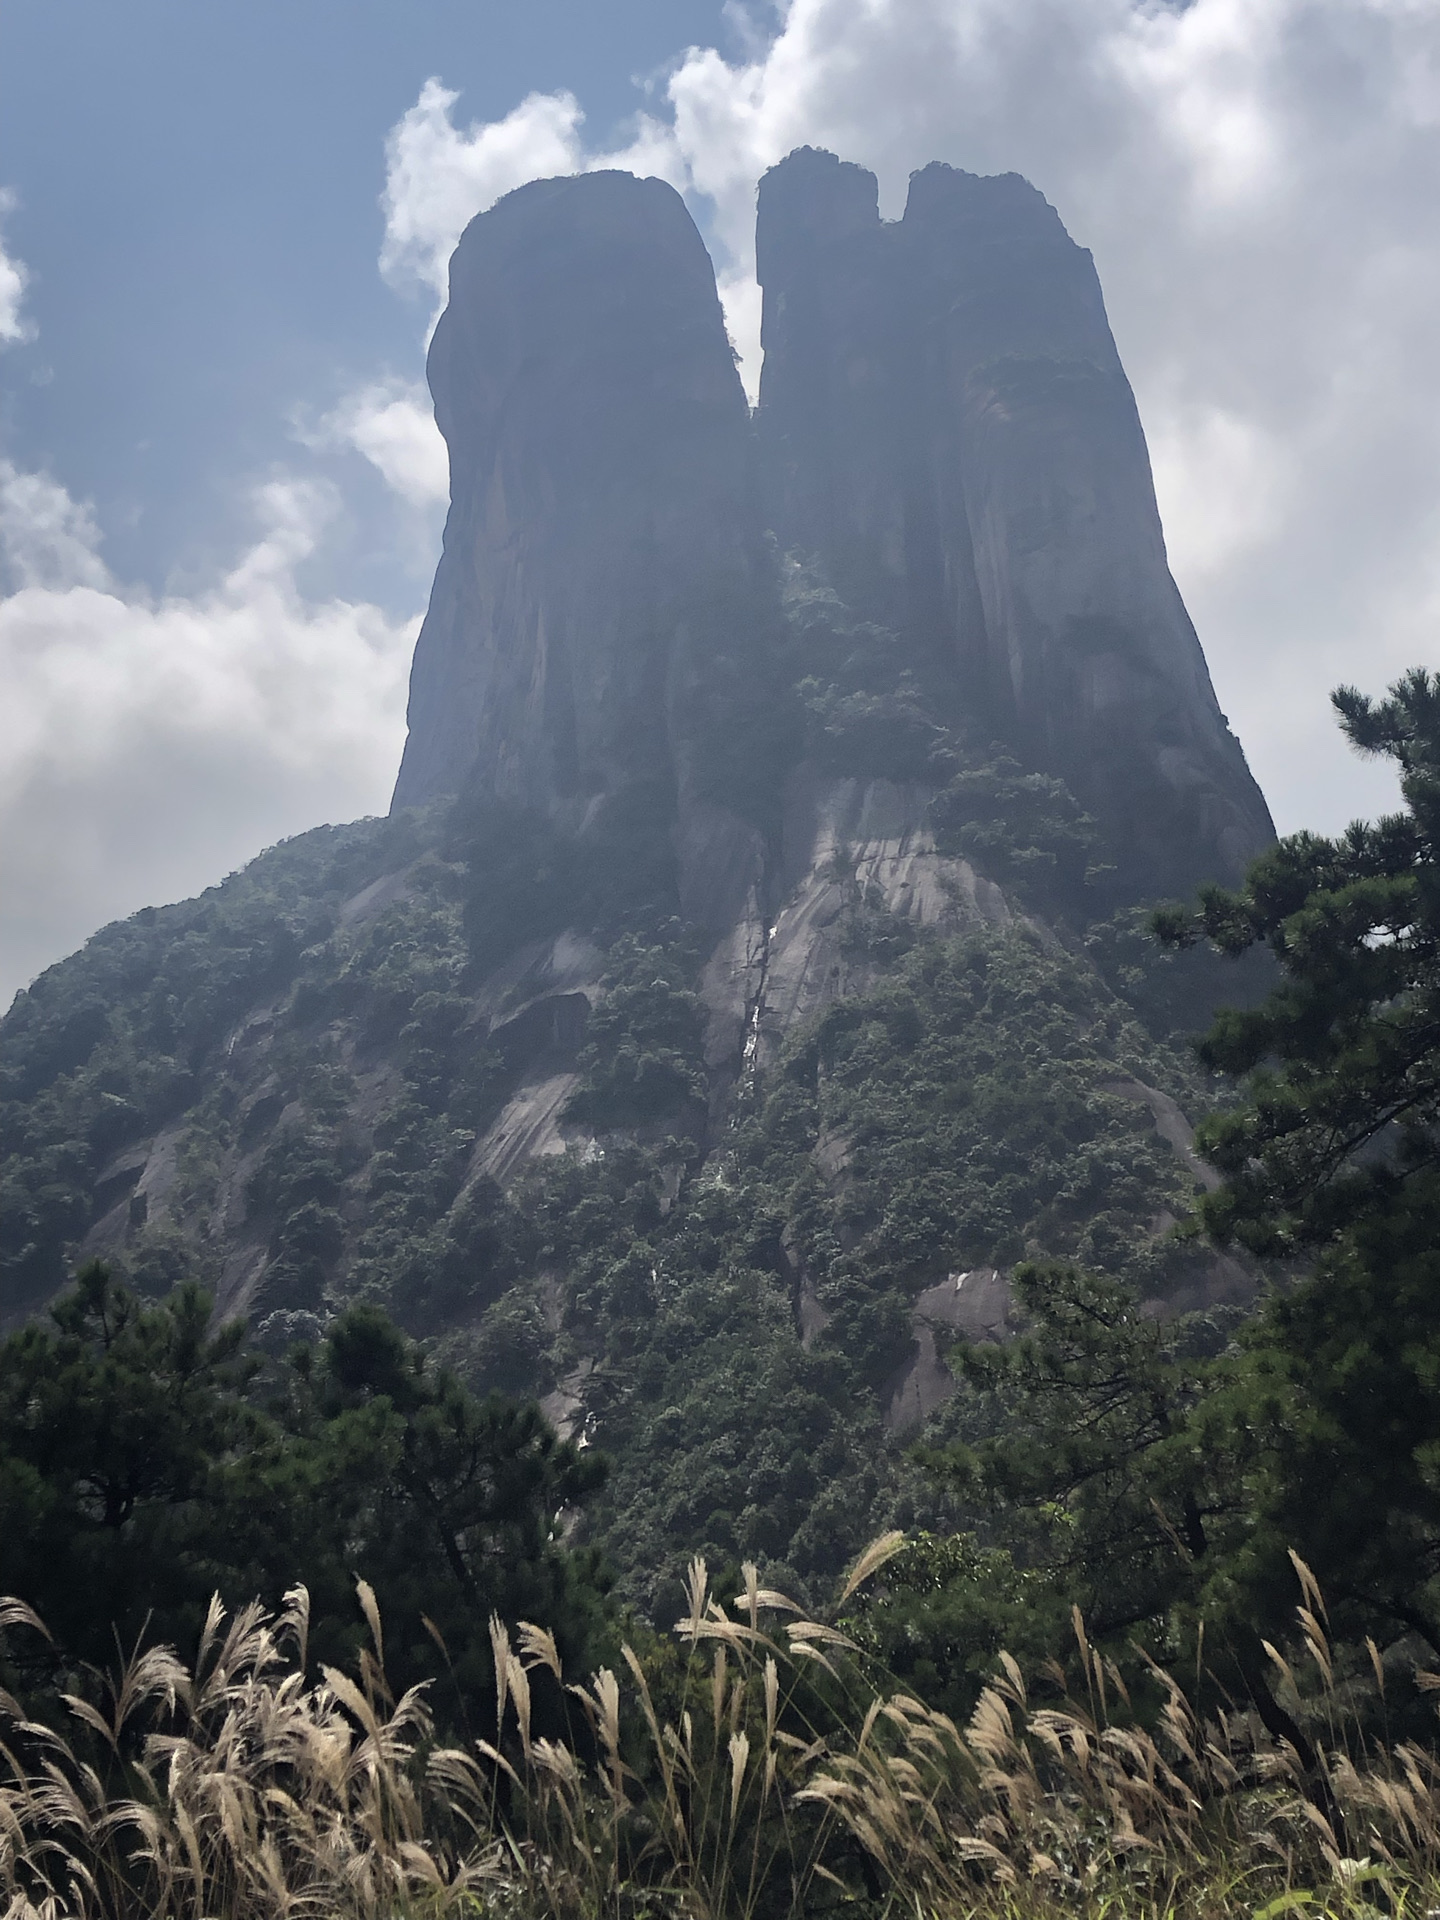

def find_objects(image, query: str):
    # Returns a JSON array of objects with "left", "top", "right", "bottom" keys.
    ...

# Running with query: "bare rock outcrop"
[
  {"left": 755, "top": 147, "right": 1274, "bottom": 901},
  {"left": 698, "top": 772, "right": 1015, "bottom": 1088},
  {"left": 391, "top": 169, "right": 776, "bottom": 933},
  {"left": 392, "top": 150, "right": 1272, "bottom": 926}
]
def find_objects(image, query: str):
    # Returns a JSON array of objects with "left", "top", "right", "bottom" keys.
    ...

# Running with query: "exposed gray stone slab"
[
  {"left": 470, "top": 1071, "right": 584, "bottom": 1186},
  {"left": 885, "top": 1267, "right": 1013, "bottom": 1434}
]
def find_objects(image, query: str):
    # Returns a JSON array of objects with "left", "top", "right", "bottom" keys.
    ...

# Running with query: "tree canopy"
[
  {"left": 895, "top": 670, "right": 1440, "bottom": 1729},
  {"left": 0, "top": 1264, "right": 609, "bottom": 1723},
  {"left": 1154, "top": 668, "right": 1440, "bottom": 1256}
]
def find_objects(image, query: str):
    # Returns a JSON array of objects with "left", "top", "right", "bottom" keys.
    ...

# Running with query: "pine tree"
[{"left": 1155, "top": 667, "right": 1440, "bottom": 1256}]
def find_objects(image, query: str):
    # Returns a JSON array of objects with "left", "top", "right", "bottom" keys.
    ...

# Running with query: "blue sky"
[
  {"left": 1, "top": 0, "right": 1437, "bottom": 1003},
  {"left": 0, "top": 0, "right": 732, "bottom": 610}
]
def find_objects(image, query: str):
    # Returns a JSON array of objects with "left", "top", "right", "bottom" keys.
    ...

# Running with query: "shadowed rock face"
[
  {"left": 755, "top": 147, "right": 1274, "bottom": 897},
  {"left": 393, "top": 150, "right": 1272, "bottom": 913},
  {"left": 5, "top": 169, "right": 1274, "bottom": 1458},
  {"left": 392, "top": 171, "right": 778, "bottom": 928}
]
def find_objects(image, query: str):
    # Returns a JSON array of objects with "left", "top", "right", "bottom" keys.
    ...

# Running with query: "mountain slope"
[
  {"left": 1, "top": 149, "right": 1269, "bottom": 1610},
  {"left": 0, "top": 703, "right": 1249, "bottom": 1607}
]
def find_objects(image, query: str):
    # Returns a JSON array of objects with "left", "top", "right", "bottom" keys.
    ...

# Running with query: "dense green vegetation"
[
  {"left": 0, "top": 574, "right": 1234, "bottom": 1636},
  {"left": 0, "top": 1261, "right": 607, "bottom": 1724},
  {"left": 0, "top": 810, "right": 433, "bottom": 1312},
  {"left": 478, "top": 916, "right": 1220, "bottom": 1620},
  {"left": 1, "top": 884, "right": 1218, "bottom": 1639},
  {"left": 5, "top": 659, "right": 1440, "bottom": 1914}
]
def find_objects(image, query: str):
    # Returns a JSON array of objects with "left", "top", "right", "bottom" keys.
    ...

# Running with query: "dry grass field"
[{"left": 2, "top": 1537, "right": 1438, "bottom": 1920}]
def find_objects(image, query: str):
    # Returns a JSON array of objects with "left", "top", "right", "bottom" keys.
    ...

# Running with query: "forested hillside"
[
  {"left": 0, "top": 579, "right": 1245, "bottom": 1614},
  {"left": 6, "top": 673, "right": 1440, "bottom": 1920}
]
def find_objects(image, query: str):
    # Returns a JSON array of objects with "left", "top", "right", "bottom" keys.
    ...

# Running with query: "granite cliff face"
[
  {"left": 394, "top": 151, "right": 1270, "bottom": 918},
  {"left": 754, "top": 148, "right": 1273, "bottom": 900},
  {"left": 392, "top": 170, "right": 779, "bottom": 936}
]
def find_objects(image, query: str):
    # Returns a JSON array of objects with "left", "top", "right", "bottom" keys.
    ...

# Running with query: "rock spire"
[
  {"left": 392, "top": 170, "right": 772, "bottom": 837},
  {"left": 392, "top": 150, "right": 1273, "bottom": 905},
  {"left": 754, "top": 147, "right": 1273, "bottom": 897}
]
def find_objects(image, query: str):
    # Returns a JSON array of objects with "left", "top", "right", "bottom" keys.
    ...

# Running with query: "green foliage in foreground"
[
  {"left": 881, "top": 670, "right": 1440, "bottom": 1749},
  {"left": 0, "top": 1263, "right": 609, "bottom": 1723},
  {"left": 1155, "top": 665, "right": 1440, "bottom": 1256},
  {"left": 1162, "top": 671, "right": 1440, "bottom": 1660}
]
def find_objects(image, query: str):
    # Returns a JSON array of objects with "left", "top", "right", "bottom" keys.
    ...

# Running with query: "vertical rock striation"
[
  {"left": 391, "top": 170, "right": 780, "bottom": 928},
  {"left": 392, "top": 150, "right": 1272, "bottom": 915},
  {"left": 755, "top": 147, "right": 1273, "bottom": 898}
]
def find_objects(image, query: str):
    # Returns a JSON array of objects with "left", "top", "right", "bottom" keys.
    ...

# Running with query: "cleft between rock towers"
[{"left": 394, "top": 145, "right": 1273, "bottom": 941}]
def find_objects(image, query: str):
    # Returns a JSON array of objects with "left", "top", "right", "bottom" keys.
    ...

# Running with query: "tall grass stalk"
[{"left": 3, "top": 1549, "right": 1440, "bottom": 1918}]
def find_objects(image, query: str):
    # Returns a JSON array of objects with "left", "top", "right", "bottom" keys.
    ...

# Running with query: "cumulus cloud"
[
  {"left": 0, "top": 191, "right": 32, "bottom": 347},
  {"left": 0, "top": 467, "right": 415, "bottom": 1006},
  {"left": 314, "top": 380, "right": 449, "bottom": 509},
  {"left": 377, "top": 79, "right": 690, "bottom": 316},
  {"left": 0, "top": 462, "right": 109, "bottom": 591},
  {"left": 380, "top": 0, "right": 1440, "bottom": 835},
  {"left": 380, "top": 80, "right": 586, "bottom": 304}
]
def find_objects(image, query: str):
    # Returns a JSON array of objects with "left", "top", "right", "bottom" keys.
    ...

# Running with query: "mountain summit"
[
  {"left": 392, "top": 171, "right": 770, "bottom": 849},
  {"left": 394, "top": 149, "right": 1271, "bottom": 906},
  {"left": 3, "top": 155, "right": 1274, "bottom": 1607},
  {"left": 756, "top": 149, "right": 1272, "bottom": 897}
]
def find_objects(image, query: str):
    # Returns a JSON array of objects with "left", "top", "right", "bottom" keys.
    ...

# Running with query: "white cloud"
[
  {"left": 0, "top": 191, "right": 32, "bottom": 348},
  {"left": 0, "top": 460, "right": 109, "bottom": 591},
  {"left": 304, "top": 379, "right": 449, "bottom": 509},
  {"left": 0, "top": 184, "right": 416, "bottom": 1008},
  {"left": 377, "top": 81, "right": 694, "bottom": 319},
  {"left": 381, "top": 0, "right": 1440, "bottom": 838},
  {"left": 590, "top": 113, "right": 692, "bottom": 192},
  {"left": 380, "top": 80, "right": 586, "bottom": 304},
  {"left": 0, "top": 468, "right": 415, "bottom": 1006}
]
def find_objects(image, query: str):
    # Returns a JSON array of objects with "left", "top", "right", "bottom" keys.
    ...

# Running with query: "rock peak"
[
  {"left": 902, "top": 160, "right": 1061, "bottom": 226},
  {"left": 393, "top": 169, "right": 766, "bottom": 833},
  {"left": 393, "top": 147, "right": 1273, "bottom": 904},
  {"left": 755, "top": 146, "right": 1272, "bottom": 896},
  {"left": 753, "top": 147, "right": 879, "bottom": 282}
]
